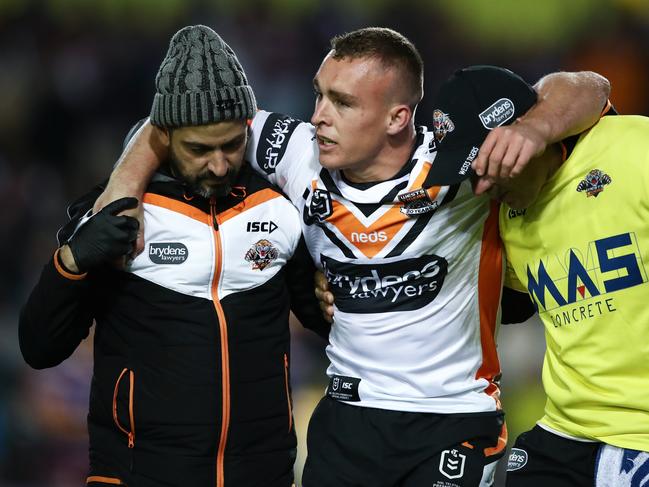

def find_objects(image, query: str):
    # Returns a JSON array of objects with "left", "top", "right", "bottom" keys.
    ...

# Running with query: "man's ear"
[
  {"left": 147, "top": 125, "right": 171, "bottom": 164},
  {"left": 386, "top": 104, "right": 412, "bottom": 135},
  {"left": 160, "top": 127, "right": 171, "bottom": 145},
  {"left": 158, "top": 127, "right": 171, "bottom": 146}
]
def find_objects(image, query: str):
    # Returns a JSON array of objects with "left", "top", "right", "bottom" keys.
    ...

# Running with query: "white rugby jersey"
[{"left": 247, "top": 110, "right": 503, "bottom": 414}]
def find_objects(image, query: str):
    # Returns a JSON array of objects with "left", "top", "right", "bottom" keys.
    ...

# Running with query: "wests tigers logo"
[
  {"left": 432, "top": 109, "right": 455, "bottom": 142},
  {"left": 576, "top": 169, "right": 611, "bottom": 198},
  {"left": 245, "top": 239, "right": 279, "bottom": 270}
]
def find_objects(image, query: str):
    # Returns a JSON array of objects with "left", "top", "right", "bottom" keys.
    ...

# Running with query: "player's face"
[
  {"left": 165, "top": 120, "right": 248, "bottom": 198},
  {"left": 311, "top": 53, "right": 396, "bottom": 176}
]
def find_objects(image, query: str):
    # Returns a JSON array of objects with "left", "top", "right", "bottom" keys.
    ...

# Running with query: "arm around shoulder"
[
  {"left": 97, "top": 118, "right": 167, "bottom": 209},
  {"left": 92, "top": 119, "right": 167, "bottom": 255},
  {"left": 530, "top": 71, "right": 611, "bottom": 142},
  {"left": 472, "top": 70, "right": 611, "bottom": 188}
]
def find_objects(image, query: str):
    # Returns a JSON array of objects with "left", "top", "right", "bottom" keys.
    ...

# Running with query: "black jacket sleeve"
[
  {"left": 284, "top": 237, "right": 331, "bottom": 340},
  {"left": 500, "top": 286, "right": 536, "bottom": 324},
  {"left": 19, "top": 257, "right": 95, "bottom": 369},
  {"left": 19, "top": 187, "right": 103, "bottom": 369},
  {"left": 20, "top": 116, "right": 143, "bottom": 369}
]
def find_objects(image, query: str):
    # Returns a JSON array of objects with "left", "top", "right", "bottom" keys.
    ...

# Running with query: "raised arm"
[
  {"left": 95, "top": 120, "right": 166, "bottom": 208},
  {"left": 93, "top": 119, "right": 168, "bottom": 254},
  {"left": 473, "top": 71, "right": 610, "bottom": 192},
  {"left": 528, "top": 71, "right": 610, "bottom": 142}
]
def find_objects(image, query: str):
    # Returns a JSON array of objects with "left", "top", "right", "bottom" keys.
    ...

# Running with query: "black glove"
[{"left": 68, "top": 197, "right": 140, "bottom": 272}]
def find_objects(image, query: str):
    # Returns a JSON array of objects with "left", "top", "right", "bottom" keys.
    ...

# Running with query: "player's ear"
[{"left": 386, "top": 104, "right": 411, "bottom": 135}]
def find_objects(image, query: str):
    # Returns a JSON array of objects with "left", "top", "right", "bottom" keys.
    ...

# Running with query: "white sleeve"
[{"left": 246, "top": 110, "right": 320, "bottom": 203}]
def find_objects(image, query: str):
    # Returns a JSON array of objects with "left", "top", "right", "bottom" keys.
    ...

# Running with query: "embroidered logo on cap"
[
  {"left": 433, "top": 109, "right": 455, "bottom": 142},
  {"left": 479, "top": 98, "right": 515, "bottom": 129}
]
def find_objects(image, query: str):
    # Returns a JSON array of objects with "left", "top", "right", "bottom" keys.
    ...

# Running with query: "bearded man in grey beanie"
[{"left": 18, "top": 25, "right": 328, "bottom": 487}]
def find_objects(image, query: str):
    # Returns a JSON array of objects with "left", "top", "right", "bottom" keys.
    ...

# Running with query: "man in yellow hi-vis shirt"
[{"left": 429, "top": 65, "right": 649, "bottom": 487}]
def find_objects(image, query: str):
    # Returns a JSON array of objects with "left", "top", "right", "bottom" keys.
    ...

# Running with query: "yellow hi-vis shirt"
[{"left": 500, "top": 115, "right": 649, "bottom": 450}]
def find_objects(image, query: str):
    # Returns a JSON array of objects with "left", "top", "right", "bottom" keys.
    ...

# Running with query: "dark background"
[{"left": 1, "top": 1, "right": 648, "bottom": 485}]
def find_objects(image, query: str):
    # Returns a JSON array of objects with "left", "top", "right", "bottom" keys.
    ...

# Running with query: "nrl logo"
[
  {"left": 432, "top": 109, "right": 455, "bottom": 142},
  {"left": 576, "top": 169, "right": 611, "bottom": 197},
  {"left": 304, "top": 188, "right": 333, "bottom": 225},
  {"left": 245, "top": 239, "right": 279, "bottom": 270},
  {"left": 439, "top": 449, "right": 466, "bottom": 480}
]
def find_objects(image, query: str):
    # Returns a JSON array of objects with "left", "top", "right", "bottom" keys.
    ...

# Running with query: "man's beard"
[
  {"left": 169, "top": 152, "right": 239, "bottom": 199},
  {"left": 188, "top": 171, "right": 235, "bottom": 199}
]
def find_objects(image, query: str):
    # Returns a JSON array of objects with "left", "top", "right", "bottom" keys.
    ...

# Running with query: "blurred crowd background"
[{"left": 1, "top": 0, "right": 648, "bottom": 485}]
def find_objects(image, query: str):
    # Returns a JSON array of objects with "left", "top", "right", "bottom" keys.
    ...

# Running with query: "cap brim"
[{"left": 424, "top": 145, "right": 478, "bottom": 187}]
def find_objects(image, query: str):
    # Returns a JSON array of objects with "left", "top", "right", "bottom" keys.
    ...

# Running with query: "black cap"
[{"left": 424, "top": 65, "right": 537, "bottom": 187}]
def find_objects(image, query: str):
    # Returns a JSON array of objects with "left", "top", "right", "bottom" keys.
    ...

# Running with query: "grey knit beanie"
[{"left": 150, "top": 25, "right": 256, "bottom": 127}]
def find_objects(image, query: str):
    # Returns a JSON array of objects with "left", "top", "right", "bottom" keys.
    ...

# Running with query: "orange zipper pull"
[{"left": 128, "top": 432, "right": 134, "bottom": 448}]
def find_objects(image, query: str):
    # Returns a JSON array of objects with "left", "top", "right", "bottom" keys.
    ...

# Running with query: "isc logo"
[
  {"left": 246, "top": 221, "right": 278, "bottom": 234},
  {"left": 527, "top": 232, "right": 647, "bottom": 311},
  {"left": 351, "top": 231, "right": 388, "bottom": 243}
]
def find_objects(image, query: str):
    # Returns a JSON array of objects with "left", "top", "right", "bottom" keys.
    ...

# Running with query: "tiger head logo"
[
  {"left": 245, "top": 239, "right": 279, "bottom": 270},
  {"left": 576, "top": 169, "right": 612, "bottom": 198},
  {"left": 433, "top": 109, "right": 455, "bottom": 143}
]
